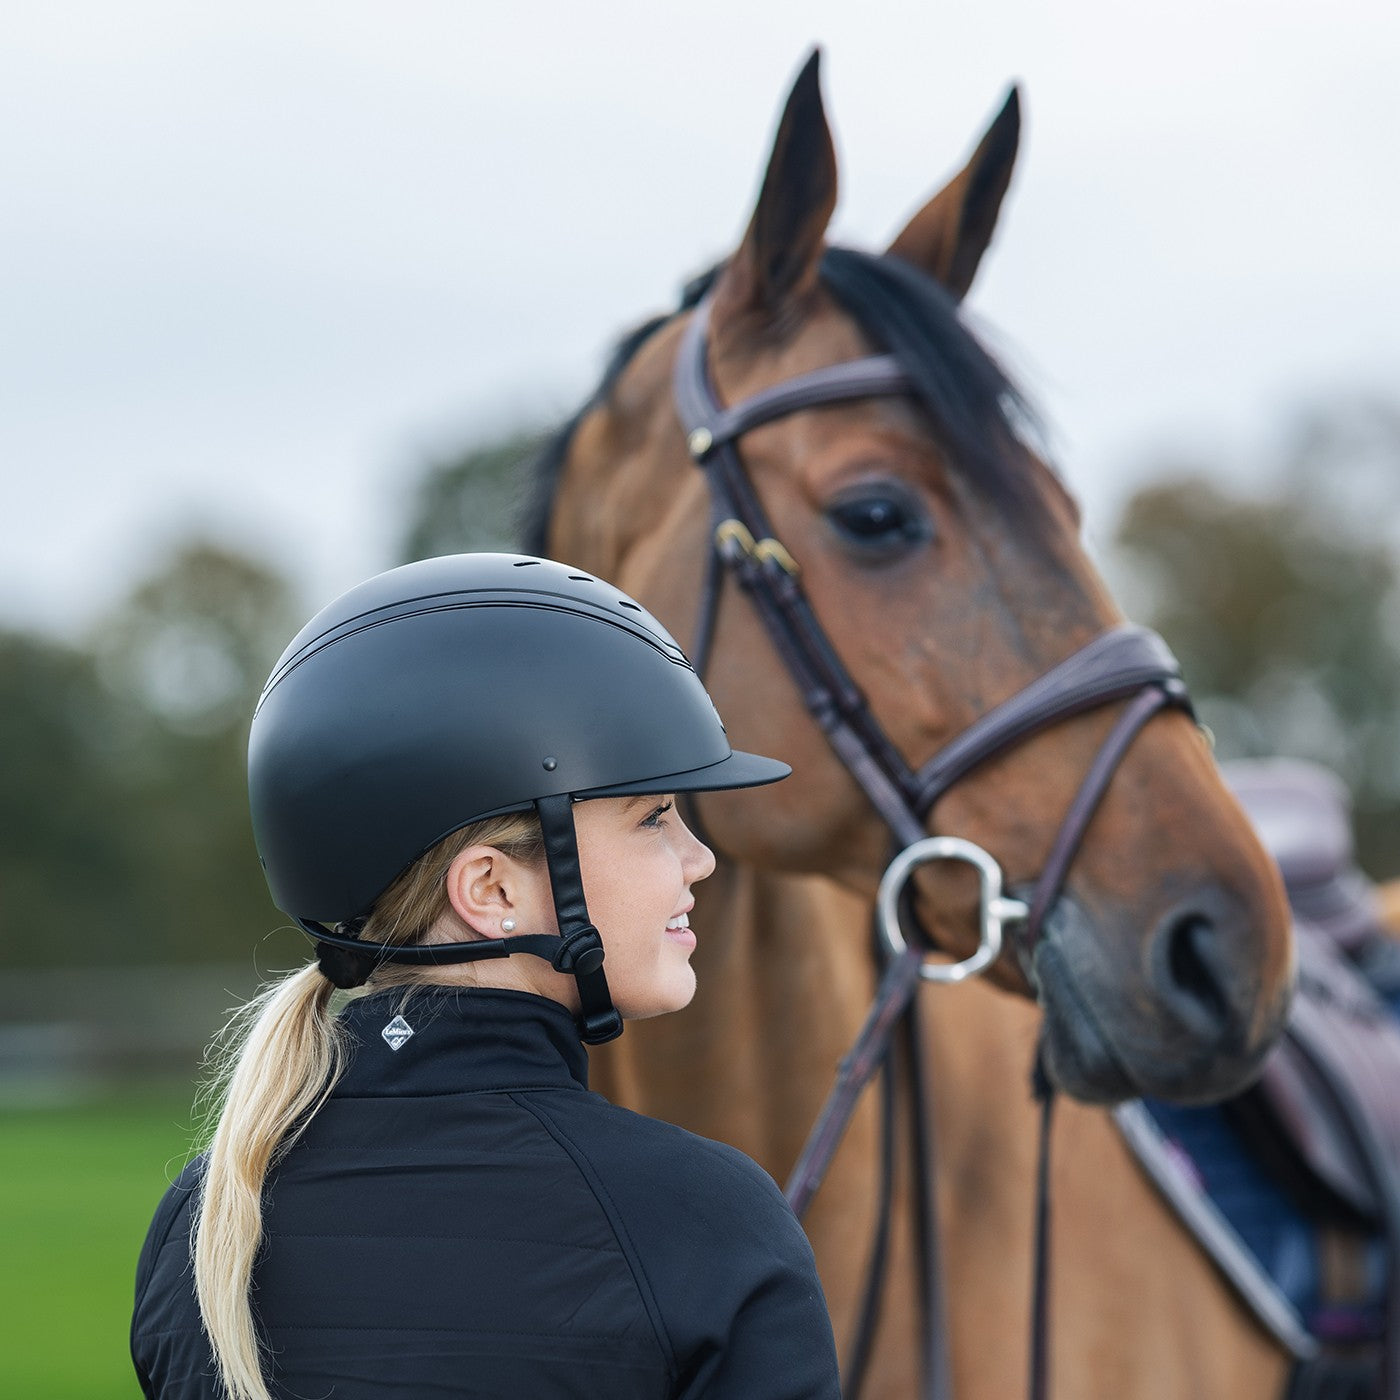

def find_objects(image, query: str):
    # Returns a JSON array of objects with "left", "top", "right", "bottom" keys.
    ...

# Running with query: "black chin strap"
[
  {"left": 302, "top": 797, "right": 623, "bottom": 1046},
  {"left": 305, "top": 920, "right": 564, "bottom": 986},
  {"left": 536, "top": 794, "right": 624, "bottom": 1044}
]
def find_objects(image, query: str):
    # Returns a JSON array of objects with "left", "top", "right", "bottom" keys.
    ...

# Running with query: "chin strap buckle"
[
  {"left": 553, "top": 925, "right": 606, "bottom": 976},
  {"left": 552, "top": 925, "right": 619, "bottom": 1044}
]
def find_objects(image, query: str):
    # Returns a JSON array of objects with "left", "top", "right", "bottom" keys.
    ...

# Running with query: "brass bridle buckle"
[
  {"left": 714, "top": 518, "right": 801, "bottom": 576},
  {"left": 876, "top": 836, "right": 1029, "bottom": 983}
]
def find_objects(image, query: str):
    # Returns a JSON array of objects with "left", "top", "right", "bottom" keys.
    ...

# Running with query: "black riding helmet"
[{"left": 248, "top": 553, "right": 789, "bottom": 1042}]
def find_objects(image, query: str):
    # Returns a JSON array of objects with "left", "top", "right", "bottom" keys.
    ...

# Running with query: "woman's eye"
[
  {"left": 825, "top": 489, "right": 931, "bottom": 556},
  {"left": 641, "top": 801, "right": 673, "bottom": 829}
]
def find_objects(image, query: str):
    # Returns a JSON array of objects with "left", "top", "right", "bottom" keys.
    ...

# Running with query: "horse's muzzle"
[{"left": 1031, "top": 893, "right": 1286, "bottom": 1106}]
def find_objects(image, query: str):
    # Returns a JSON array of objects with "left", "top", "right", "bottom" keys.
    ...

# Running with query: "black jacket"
[{"left": 132, "top": 987, "right": 840, "bottom": 1398}]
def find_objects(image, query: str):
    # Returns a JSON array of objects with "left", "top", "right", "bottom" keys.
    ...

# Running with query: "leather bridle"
[{"left": 672, "top": 294, "right": 1195, "bottom": 1400}]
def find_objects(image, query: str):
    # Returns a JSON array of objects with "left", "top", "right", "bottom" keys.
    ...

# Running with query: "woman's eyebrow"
[{"left": 624, "top": 794, "right": 672, "bottom": 814}]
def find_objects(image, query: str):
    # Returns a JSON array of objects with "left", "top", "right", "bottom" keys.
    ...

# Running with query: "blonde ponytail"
[
  {"left": 193, "top": 964, "right": 342, "bottom": 1400},
  {"left": 191, "top": 811, "right": 541, "bottom": 1400}
]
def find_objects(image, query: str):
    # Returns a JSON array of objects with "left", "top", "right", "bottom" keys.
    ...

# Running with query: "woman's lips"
[{"left": 665, "top": 911, "right": 695, "bottom": 948}]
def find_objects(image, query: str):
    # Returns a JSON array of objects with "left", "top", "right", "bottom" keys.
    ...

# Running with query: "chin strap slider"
[
  {"left": 316, "top": 940, "right": 376, "bottom": 989},
  {"left": 553, "top": 925, "right": 605, "bottom": 976},
  {"left": 578, "top": 1007, "right": 624, "bottom": 1044}
]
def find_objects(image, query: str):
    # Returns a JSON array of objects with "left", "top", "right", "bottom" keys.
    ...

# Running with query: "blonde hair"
[{"left": 192, "top": 811, "right": 542, "bottom": 1400}]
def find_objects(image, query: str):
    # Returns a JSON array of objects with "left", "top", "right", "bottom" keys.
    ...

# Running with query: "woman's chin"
[{"left": 614, "top": 967, "right": 698, "bottom": 1023}]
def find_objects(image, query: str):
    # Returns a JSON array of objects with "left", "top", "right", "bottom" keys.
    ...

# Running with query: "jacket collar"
[{"left": 334, "top": 986, "right": 590, "bottom": 1096}]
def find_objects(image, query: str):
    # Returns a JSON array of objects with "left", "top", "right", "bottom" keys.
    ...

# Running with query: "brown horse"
[{"left": 530, "top": 54, "right": 1295, "bottom": 1399}]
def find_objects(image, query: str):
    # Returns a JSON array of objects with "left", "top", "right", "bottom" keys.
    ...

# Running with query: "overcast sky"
[{"left": 3, "top": 1, "right": 1397, "bottom": 637}]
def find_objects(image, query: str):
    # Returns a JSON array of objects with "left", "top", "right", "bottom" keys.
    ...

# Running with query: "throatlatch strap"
[{"left": 536, "top": 794, "right": 622, "bottom": 1044}]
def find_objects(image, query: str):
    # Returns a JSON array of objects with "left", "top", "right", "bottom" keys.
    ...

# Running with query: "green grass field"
[{"left": 1, "top": 1090, "right": 197, "bottom": 1398}]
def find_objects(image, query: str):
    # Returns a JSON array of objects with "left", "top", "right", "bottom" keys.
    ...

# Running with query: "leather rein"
[{"left": 671, "top": 296, "right": 1194, "bottom": 1400}]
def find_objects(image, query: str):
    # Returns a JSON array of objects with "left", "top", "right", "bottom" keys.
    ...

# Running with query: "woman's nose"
[{"left": 680, "top": 818, "right": 716, "bottom": 883}]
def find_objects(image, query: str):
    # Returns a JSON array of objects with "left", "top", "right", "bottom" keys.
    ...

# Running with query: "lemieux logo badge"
[{"left": 381, "top": 1015, "right": 415, "bottom": 1051}]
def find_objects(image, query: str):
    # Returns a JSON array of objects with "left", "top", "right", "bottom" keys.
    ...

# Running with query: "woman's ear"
[
  {"left": 445, "top": 845, "right": 555, "bottom": 938},
  {"left": 445, "top": 846, "right": 510, "bottom": 937}
]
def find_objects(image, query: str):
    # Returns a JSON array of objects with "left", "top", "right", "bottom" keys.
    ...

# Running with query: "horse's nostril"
[{"left": 1159, "top": 913, "right": 1233, "bottom": 1037}]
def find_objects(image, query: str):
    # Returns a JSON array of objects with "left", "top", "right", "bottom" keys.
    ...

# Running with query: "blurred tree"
[
  {"left": 1111, "top": 396, "right": 1400, "bottom": 875},
  {"left": 0, "top": 540, "right": 304, "bottom": 969},
  {"left": 0, "top": 631, "right": 138, "bottom": 963},
  {"left": 398, "top": 426, "right": 549, "bottom": 562},
  {"left": 93, "top": 541, "right": 296, "bottom": 737},
  {"left": 91, "top": 540, "right": 303, "bottom": 968}
]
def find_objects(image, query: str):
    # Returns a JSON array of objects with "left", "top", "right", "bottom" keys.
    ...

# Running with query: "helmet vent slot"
[{"left": 512, "top": 560, "right": 541, "bottom": 567}]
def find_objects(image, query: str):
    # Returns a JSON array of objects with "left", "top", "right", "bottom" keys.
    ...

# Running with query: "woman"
[{"left": 131, "top": 553, "right": 840, "bottom": 1400}]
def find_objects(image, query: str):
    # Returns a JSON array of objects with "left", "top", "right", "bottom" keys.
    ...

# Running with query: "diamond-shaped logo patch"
[{"left": 381, "top": 1015, "right": 414, "bottom": 1052}]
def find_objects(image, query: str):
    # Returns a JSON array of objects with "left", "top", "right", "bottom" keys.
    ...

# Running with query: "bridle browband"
[{"left": 672, "top": 293, "right": 1194, "bottom": 1400}]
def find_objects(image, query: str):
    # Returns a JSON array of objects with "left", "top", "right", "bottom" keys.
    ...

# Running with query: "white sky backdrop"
[{"left": 3, "top": 1, "right": 1397, "bottom": 636}]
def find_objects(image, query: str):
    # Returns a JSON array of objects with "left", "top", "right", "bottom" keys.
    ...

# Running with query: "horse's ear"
[
  {"left": 887, "top": 87, "right": 1021, "bottom": 301},
  {"left": 711, "top": 49, "right": 838, "bottom": 328}
]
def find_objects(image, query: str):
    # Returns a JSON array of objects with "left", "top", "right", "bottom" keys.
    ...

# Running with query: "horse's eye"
[{"left": 825, "top": 487, "right": 931, "bottom": 557}]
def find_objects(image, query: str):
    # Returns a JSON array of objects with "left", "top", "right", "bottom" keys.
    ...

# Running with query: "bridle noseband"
[{"left": 672, "top": 294, "right": 1195, "bottom": 1400}]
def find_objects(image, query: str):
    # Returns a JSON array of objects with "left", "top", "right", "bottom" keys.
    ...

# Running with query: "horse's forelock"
[{"left": 819, "top": 247, "right": 1048, "bottom": 524}]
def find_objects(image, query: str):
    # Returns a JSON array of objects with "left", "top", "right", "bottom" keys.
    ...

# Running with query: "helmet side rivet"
[{"left": 542, "top": 756, "right": 558, "bottom": 771}]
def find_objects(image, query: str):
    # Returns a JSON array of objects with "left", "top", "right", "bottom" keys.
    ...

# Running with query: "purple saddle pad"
[
  {"left": 1225, "top": 757, "right": 1381, "bottom": 953},
  {"left": 1224, "top": 759, "right": 1400, "bottom": 1222},
  {"left": 1247, "top": 922, "right": 1400, "bottom": 1223}
]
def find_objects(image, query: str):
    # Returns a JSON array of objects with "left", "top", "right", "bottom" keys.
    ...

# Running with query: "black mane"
[{"left": 521, "top": 249, "right": 1039, "bottom": 555}]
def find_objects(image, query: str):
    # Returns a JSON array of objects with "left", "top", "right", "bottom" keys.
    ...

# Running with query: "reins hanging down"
[{"left": 673, "top": 293, "right": 1194, "bottom": 1400}]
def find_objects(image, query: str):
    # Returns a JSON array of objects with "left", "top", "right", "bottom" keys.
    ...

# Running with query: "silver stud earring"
[{"left": 501, "top": 917, "right": 517, "bottom": 933}]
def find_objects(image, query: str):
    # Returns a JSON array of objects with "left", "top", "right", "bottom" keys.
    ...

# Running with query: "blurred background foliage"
[
  {"left": 1, "top": 542, "right": 302, "bottom": 971},
  {"left": 398, "top": 427, "right": 550, "bottom": 562},
  {"left": 1108, "top": 395, "right": 1400, "bottom": 874}
]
